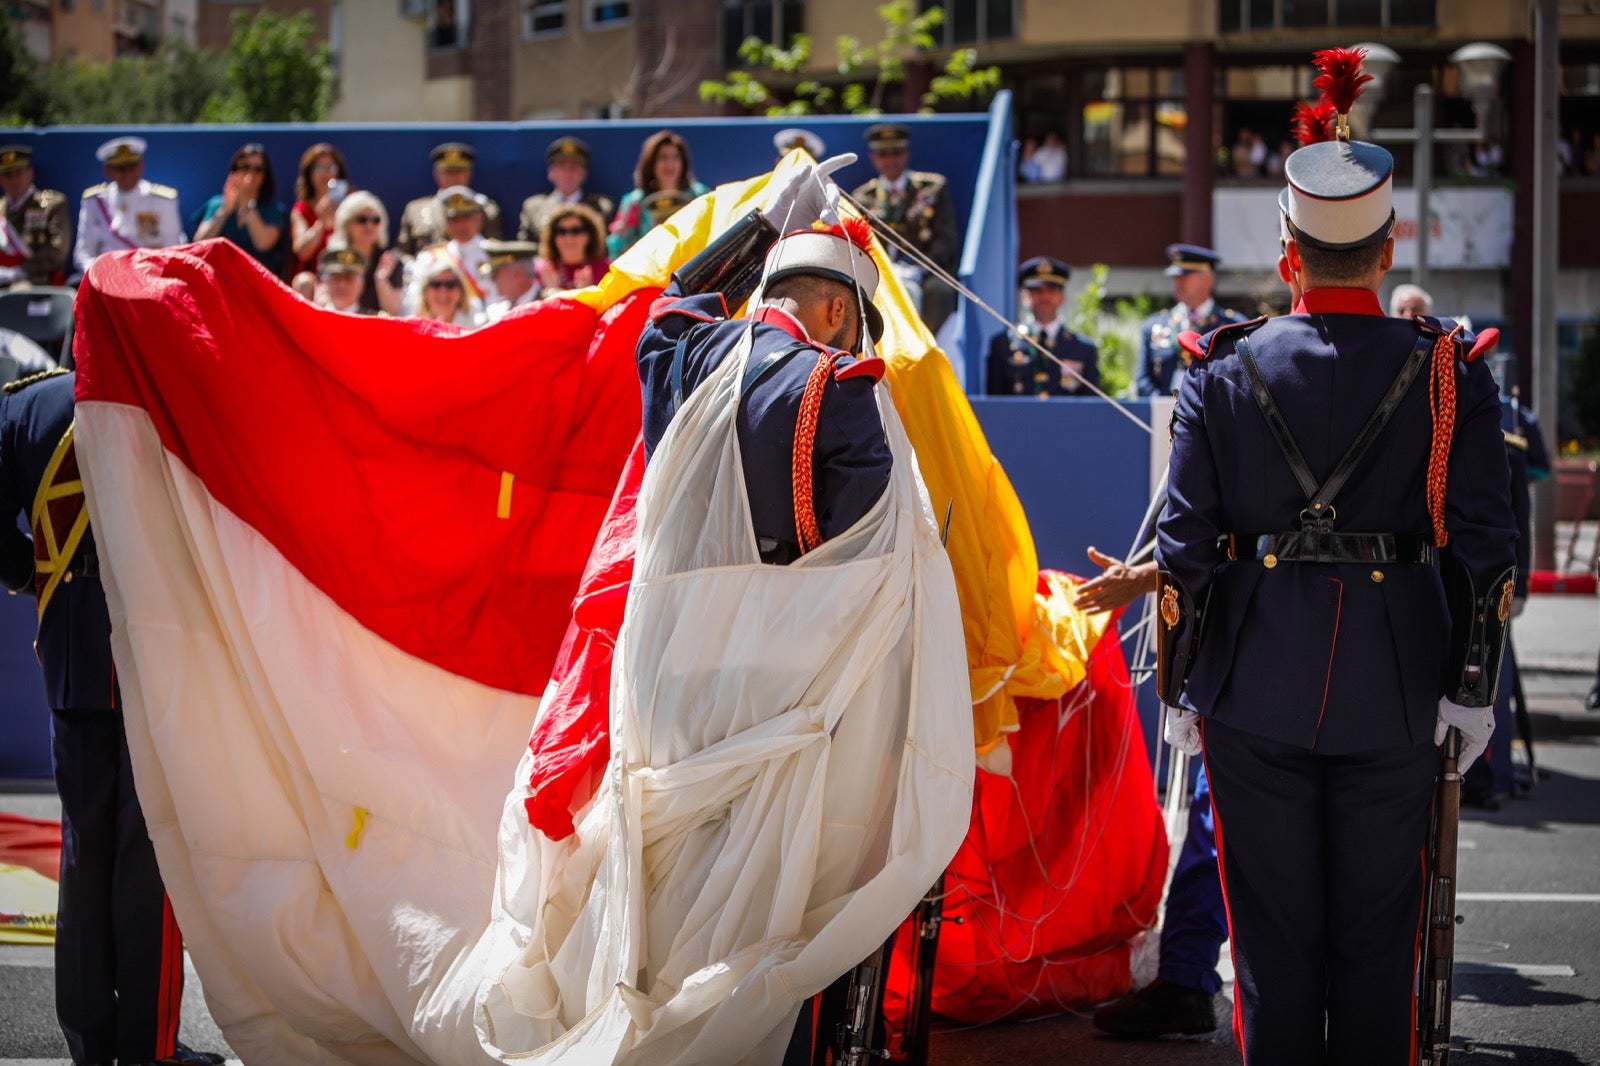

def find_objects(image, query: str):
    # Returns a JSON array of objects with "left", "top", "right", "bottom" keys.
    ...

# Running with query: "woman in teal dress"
[{"left": 606, "top": 130, "right": 709, "bottom": 258}]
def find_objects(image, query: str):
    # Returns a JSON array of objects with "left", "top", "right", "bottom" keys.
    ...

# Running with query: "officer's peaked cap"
[
  {"left": 1164, "top": 244, "right": 1222, "bottom": 276},
  {"left": 1019, "top": 256, "right": 1071, "bottom": 288}
]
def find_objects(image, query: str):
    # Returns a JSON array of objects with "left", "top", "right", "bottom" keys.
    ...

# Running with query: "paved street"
[{"left": 3, "top": 590, "right": 1597, "bottom": 1064}]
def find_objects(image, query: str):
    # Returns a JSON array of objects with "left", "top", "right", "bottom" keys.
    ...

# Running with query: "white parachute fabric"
[
  {"left": 75, "top": 402, "right": 530, "bottom": 1065},
  {"left": 474, "top": 328, "right": 975, "bottom": 1064}
]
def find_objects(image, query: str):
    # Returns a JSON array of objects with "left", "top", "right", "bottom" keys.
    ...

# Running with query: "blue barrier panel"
[
  {"left": 949, "top": 92, "right": 1017, "bottom": 393},
  {"left": 0, "top": 591, "right": 51, "bottom": 779}
]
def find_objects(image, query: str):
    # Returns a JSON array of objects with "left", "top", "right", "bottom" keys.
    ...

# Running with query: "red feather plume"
[
  {"left": 1291, "top": 98, "right": 1338, "bottom": 146},
  {"left": 1312, "top": 47, "right": 1373, "bottom": 115},
  {"left": 826, "top": 216, "right": 875, "bottom": 254}
]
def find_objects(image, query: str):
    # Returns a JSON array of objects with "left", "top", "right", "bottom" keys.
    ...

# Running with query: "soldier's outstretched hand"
[{"left": 1073, "top": 547, "right": 1159, "bottom": 614}]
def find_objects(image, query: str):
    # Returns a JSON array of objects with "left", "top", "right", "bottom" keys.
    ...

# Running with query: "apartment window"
[
  {"left": 430, "top": 0, "right": 470, "bottom": 48},
  {"left": 585, "top": 0, "right": 628, "bottom": 28},
  {"left": 721, "top": 0, "right": 804, "bottom": 70},
  {"left": 1220, "top": 0, "right": 1435, "bottom": 32},
  {"left": 1080, "top": 66, "right": 1187, "bottom": 178},
  {"left": 59, "top": 0, "right": 72, "bottom": 12},
  {"left": 921, "top": 0, "right": 1014, "bottom": 46},
  {"left": 524, "top": 0, "right": 565, "bottom": 36}
]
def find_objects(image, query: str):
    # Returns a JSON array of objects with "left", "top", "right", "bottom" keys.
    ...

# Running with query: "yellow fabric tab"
[
  {"left": 497, "top": 471, "right": 514, "bottom": 519},
  {"left": 345, "top": 807, "right": 368, "bottom": 850},
  {"left": 30, "top": 422, "right": 90, "bottom": 623}
]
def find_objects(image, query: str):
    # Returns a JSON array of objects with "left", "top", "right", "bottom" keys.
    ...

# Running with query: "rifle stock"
[{"left": 1417, "top": 726, "right": 1464, "bottom": 1065}]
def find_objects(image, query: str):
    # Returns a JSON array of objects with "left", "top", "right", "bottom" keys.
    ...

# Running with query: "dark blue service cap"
[
  {"left": 1164, "top": 244, "right": 1222, "bottom": 276},
  {"left": 1019, "top": 256, "right": 1071, "bottom": 288},
  {"left": 1282, "top": 139, "right": 1395, "bottom": 249},
  {"left": 864, "top": 123, "right": 911, "bottom": 151}
]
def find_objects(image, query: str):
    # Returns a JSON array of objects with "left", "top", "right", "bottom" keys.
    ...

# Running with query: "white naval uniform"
[{"left": 73, "top": 179, "right": 186, "bottom": 275}]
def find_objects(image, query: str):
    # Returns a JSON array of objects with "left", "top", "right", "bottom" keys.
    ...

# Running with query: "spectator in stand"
[
  {"left": 0, "top": 144, "right": 71, "bottom": 288},
  {"left": 1388, "top": 283, "right": 1432, "bottom": 319},
  {"left": 607, "top": 130, "right": 709, "bottom": 258},
  {"left": 517, "top": 137, "right": 615, "bottom": 245},
  {"left": 396, "top": 142, "right": 504, "bottom": 258},
  {"left": 192, "top": 143, "right": 288, "bottom": 277},
  {"left": 1017, "top": 136, "right": 1041, "bottom": 183},
  {"left": 330, "top": 191, "right": 402, "bottom": 316},
  {"left": 1473, "top": 138, "right": 1505, "bottom": 176},
  {"left": 288, "top": 143, "right": 351, "bottom": 279},
  {"left": 1231, "top": 129, "right": 1260, "bottom": 177},
  {"left": 1584, "top": 133, "right": 1600, "bottom": 176},
  {"left": 985, "top": 256, "right": 1099, "bottom": 396},
  {"left": 536, "top": 202, "right": 610, "bottom": 292},
  {"left": 315, "top": 246, "right": 371, "bottom": 315},
  {"left": 480, "top": 240, "right": 541, "bottom": 322},
  {"left": 72, "top": 137, "right": 185, "bottom": 281},
  {"left": 1558, "top": 130, "right": 1579, "bottom": 175},
  {"left": 407, "top": 254, "right": 483, "bottom": 329},
  {"left": 1031, "top": 131, "right": 1068, "bottom": 183}
]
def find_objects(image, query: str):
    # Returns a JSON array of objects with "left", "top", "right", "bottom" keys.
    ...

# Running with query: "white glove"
[
  {"left": 1163, "top": 706, "right": 1203, "bottom": 758},
  {"left": 761, "top": 152, "right": 857, "bottom": 231},
  {"left": 1436, "top": 698, "right": 1494, "bottom": 773}
]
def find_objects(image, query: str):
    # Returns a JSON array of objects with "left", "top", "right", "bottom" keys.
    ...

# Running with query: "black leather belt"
[
  {"left": 1221, "top": 532, "right": 1435, "bottom": 567},
  {"left": 65, "top": 553, "right": 99, "bottom": 578}
]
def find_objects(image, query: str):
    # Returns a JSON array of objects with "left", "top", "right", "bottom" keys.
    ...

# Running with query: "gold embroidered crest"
[
  {"left": 1160, "top": 585, "right": 1180, "bottom": 630},
  {"left": 1496, "top": 578, "right": 1514, "bottom": 624},
  {"left": 136, "top": 211, "right": 159, "bottom": 239}
]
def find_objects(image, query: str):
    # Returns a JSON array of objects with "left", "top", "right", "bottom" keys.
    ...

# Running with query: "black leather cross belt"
[
  {"left": 66, "top": 553, "right": 99, "bottom": 578},
  {"left": 1221, "top": 532, "right": 1435, "bottom": 567}
]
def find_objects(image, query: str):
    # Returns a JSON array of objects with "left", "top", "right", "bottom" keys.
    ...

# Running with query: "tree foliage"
[
  {"left": 0, "top": 10, "right": 330, "bottom": 126},
  {"left": 1067, "top": 265, "right": 1152, "bottom": 399},
  {"left": 699, "top": 0, "right": 1000, "bottom": 117},
  {"left": 1569, "top": 317, "right": 1600, "bottom": 449}
]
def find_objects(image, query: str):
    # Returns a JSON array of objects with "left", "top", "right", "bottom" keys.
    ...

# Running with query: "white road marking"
[
  {"left": 1455, "top": 962, "right": 1577, "bottom": 978},
  {"left": 1457, "top": 892, "right": 1600, "bottom": 903}
]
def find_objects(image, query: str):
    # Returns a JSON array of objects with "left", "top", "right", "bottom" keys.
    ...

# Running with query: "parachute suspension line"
[{"left": 839, "top": 190, "right": 1153, "bottom": 437}]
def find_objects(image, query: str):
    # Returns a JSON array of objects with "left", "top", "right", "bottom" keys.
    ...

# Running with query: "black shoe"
[
  {"left": 127, "top": 1042, "right": 227, "bottom": 1066},
  {"left": 1092, "top": 978, "right": 1217, "bottom": 1038}
]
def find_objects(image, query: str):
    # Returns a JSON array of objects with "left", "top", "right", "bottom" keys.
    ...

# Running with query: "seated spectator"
[
  {"left": 1017, "top": 136, "right": 1041, "bottom": 183},
  {"left": 517, "top": 137, "right": 615, "bottom": 244},
  {"left": 288, "top": 142, "right": 351, "bottom": 279},
  {"left": 1031, "top": 131, "right": 1067, "bottom": 183},
  {"left": 316, "top": 246, "right": 371, "bottom": 315},
  {"left": 607, "top": 130, "right": 709, "bottom": 258},
  {"left": 480, "top": 240, "right": 540, "bottom": 322},
  {"left": 406, "top": 252, "right": 484, "bottom": 329},
  {"left": 290, "top": 271, "right": 317, "bottom": 301},
  {"left": 331, "top": 191, "right": 402, "bottom": 316},
  {"left": 536, "top": 203, "right": 610, "bottom": 292},
  {"left": 192, "top": 143, "right": 288, "bottom": 277}
]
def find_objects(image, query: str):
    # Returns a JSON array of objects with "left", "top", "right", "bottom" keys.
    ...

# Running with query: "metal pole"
[
  {"left": 1532, "top": 0, "right": 1560, "bottom": 572},
  {"left": 1414, "top": 84, "right": 1433, "bottom": 295}
]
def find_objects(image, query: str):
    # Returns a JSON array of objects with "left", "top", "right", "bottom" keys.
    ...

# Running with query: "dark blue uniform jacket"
[
  {"left": 1137, "top": 303, "right": 1251, "bottom": 397},
  {"left": 985, "top": 325, "right": 1099, "bottom": 396},
  {"left": 0, "top": 372, "right": 117, "bottom": 711},
  {"left": 637, "top": 285, "right": 892, "bottom": 559},
  {"left": 1156, "top": 288, "right": 1517, "bottom": 754}
]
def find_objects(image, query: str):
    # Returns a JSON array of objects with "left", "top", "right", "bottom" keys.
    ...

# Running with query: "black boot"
[{"left": 1092, "top": 978, "right": 1218, "bottom": 1038}]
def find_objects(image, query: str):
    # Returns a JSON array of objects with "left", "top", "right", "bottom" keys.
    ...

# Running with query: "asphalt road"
[{"left": 3, "top": 593, "right": 1597, "bottom": 1064}]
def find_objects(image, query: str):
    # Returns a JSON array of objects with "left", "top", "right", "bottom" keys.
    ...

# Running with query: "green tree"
[
  {"left": 207, "top": 10, "right": 333, "bottom": 123},
  {"left": 699, "top": 0, "right": 1000, "bottom": 116},
  {"left": 0, "top": 17, "right": 53, "bottom": 126},
  {"left": 33, "top": 41, "right": 229, "bottom": 125},
  {"left": 1067, "top": 265, "right": 1152, "bottom": 399},
  {"left": 1569, "top": 317, "right": 1600, "bottom": 450}
]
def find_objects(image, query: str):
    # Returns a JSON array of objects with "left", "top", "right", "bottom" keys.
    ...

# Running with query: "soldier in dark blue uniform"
[
  {"left": 1, "top": 371, "right": 222, "bottom": 1066},
  {"left": 1154, "top": 94, "right": 1517, "bottom": 1063},
  {"left": 985, "top": 256, "right": 1100, "bottom": 396},
  {"left": 1136, "top": 245, "right": 1247, "bottom": 397}
]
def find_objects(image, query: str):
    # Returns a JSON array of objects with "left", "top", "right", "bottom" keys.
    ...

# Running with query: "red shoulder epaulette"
[
  {"left": 1184, "top": 315, "right": 1269, "bottom": 361},
  {"left": 1467, "top": 327, "right": 1499, "bottom": 363},
  {"left": 834, "top": 356, "right": 885, "bottom": 383},
  {"left": 648, "top": 292, "right": 730, "bottom": 324}
]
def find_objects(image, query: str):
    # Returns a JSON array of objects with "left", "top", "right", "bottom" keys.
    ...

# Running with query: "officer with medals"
[
  {"left": 850, "top": 123, "right": 959, "bottom": 333},
  {"left": 1154, "top": 49, "right": 1517, "bottom": 1064},
  {"left": 516, "top": 137, "right": 615, "bottom": 244},
  {"left": 395, "top": 142, "right": 503, "bottom": 258},
  {"left": 315, "top": 245, "right": 372, "bottom": 315},
  {"left": 1, "top": 370, "right": 224, "bottom": 1066},
  {"left": 71, "top": 138, "right": 185, "bottom": 281},
  {"left": 480, "top": 239, "right": 541, "bottom": 322},
  {"left": 406, "top": 186, "right": 494, "bottom": 314},
  {"left": 985, "top": 256, "right": 1099, "bottom": 397},
  {"left": 1136, "top": 244, "right": 1247, "bottom": 396},
  {"left": 0, "top": 145, "right": 72, "bottom": 288},
  {"left": 637, "top": 151, "right": 889, "bottom": 569}
]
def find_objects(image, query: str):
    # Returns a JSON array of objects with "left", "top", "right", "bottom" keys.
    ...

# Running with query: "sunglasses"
[
  {"left": 427, "top": 278, "right": 461, "bottom": 290},
  {"left": 232, "top": 163, "right": 264, "bottom": 173},
  {"left": 553, "top": 225, "right": 588, "bottom": 236},
  {"left": 351, "top": 215, "right": 382, "bottom": 225}
]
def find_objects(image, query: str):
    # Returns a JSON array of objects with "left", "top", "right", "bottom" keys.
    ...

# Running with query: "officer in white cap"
[
  {"left": 773, "top": 127, "right": 825, "bottom": 162},
  {"left": 72, "top": 137, "right": 185, "bottom": 279},
  {"left": 408, "top": 185, "right": 494, "bottom": 312},
  {"left": 1155, "top": 47, "right": 1517, "bottom": 1064}
]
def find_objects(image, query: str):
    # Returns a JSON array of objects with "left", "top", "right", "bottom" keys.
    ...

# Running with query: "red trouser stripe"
[
  {"left": 157, "top": 894, "right": 182, "bottom": 1057},
  {"left": 1199, "top": 722, "right": 1247, "bottom": 1065}
]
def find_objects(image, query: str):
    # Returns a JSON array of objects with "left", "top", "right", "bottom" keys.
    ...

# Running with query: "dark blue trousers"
[
  {"left": 1157, "top": 763, "right": 1226, "bottom": 995},
  {"left": 1202, "top": 718, "right": 1437, "bottom": 1066},
  {"left": 52, "top": 708, "right": 181, "bottom": 1065}
]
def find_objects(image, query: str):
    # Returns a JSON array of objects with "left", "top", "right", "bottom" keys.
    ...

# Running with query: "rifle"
[
  {"left": 1507, "top": 634, "right": 1538, "bottom": 792},
  {"left": 1417, "top": 727, "right": 1465, "bottom": 1065},
  {"left": 834, "top": 936, "right": 893, "bottom": 1065}
]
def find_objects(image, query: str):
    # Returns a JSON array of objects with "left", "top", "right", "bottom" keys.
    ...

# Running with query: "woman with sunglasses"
[
  {"left": 535, "top": 203, "right": 609, "bottom": 292},
  {"left": 408, "top": 254, "right": 484, "bottom": 328},
  {"left": 288, "top": 142, "right": 352, "bottom": 279},
  {"left": 192, "top": 143, "right": 288, "bottom": 277},
  {"left": 331, "top": 191, "right": 402, "bottom": 315},
  {"left": 606, "top": 130, "right": 709, "bottom": 258}
]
